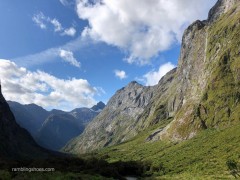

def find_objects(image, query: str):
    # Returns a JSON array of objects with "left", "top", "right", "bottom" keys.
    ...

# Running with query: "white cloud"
[
  {"left": 143, "top": 62, "right": 176, "bottom": 86},
  {"left": 32, "top": 12, "right": 76, "bottom": 37},
  {"left": 76, "top": 0, "right": 217, "bottom": 64},
  {"left": 60, "top": 0, "right": 69, "bottom": 6},
  {"left": 114, "top": 70, "right": 127, "bottom": 80},
  {"left": 32, "top": 12, "right": 47, "bottom": 29},
  {"left": 59, "top": 0, "right": 74, "bottom": 6},
  {"left": 51, "top": 18, "right": 63, "bottom": 32},
  {"left": 59, "top": 49, "right": 81, "bottom": 68},
  {"left": 12, "top": 35, "right": 90, "bottom": 68},
  {"left": 62, "top": 27, "right": 76, "bottom": 36},
  {"left": 0, "top": 59, "right": 100, "bottom": 110}
]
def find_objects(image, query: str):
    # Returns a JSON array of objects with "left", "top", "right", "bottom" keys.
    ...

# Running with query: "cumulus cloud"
[
  {"left": 114, "top": 70, "right": 127, "bottom": 80},
  {"left": 0, "top": 59, "right": 100, "bottom": 110},
  {"left": 143, "top": 62, "right": 176, "bottom": 86},
  {"left": 32, "top": 12, "right": 76, "bottom": 37},
  {"left": 59, "top": 49, "right": 81, "bottom": 67},
  {"left": 76, "top": 0, "right": 217, "bottom": 64}
]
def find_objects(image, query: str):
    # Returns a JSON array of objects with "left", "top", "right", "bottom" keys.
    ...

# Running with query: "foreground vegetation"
[
  {"left": 1, "top": 121, "right": 239, "bottom": 179},
  {"left": 91, "top": 124, "right": 240, "bottom": 179},
  {"left": 0, "top": 154, "right": 149, "bottom": 179}
]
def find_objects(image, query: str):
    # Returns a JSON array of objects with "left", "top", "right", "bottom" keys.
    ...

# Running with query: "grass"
[{"left": 94, "top": 124, "right": 240, "bottom": 179}]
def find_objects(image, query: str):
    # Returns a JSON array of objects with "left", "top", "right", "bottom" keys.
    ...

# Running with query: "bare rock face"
[
  {"left": 64, "top": 0, "right": 240, "bottom": 154},
  {"left": 64, "top": 81, "right": 156, "bottom": 153},
  {"left": 158, "top": 0, "right": 240, "bottom": 141},
  {"left": 208, "top": 0, "right": 239, "bottom": 23}
]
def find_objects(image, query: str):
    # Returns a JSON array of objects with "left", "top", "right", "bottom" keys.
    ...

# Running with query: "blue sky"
[{"left": 0, "top": 0, "right": 217, "bottom": 110}]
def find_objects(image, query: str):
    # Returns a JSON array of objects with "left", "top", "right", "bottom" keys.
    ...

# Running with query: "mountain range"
[
  {"left": 0, "top": 0, "right": 239, "bottom": 179},
  {"left": 8, "top": 101, "right": 105, "bottom": 151},
  {"left": 64, "top": 0, "right": 240, "bottom": 154},
  {"left": 0, "top": 85, "right": 48, "bottom": 159}
]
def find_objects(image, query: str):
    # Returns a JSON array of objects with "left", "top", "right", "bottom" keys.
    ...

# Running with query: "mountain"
[
  {"left": 8, "top": 101, "right": 105, "bottom": 151},
  {"left": 35, "top": 113, "right": 84, "bottom": 151},
  {"left": 0, "top": 85, "right": 48, "bottom": 159},
  {"left": 64, "top": 81, "right": 156, "bottom": 153},
  {"left": 35, "top": 103, "right": 105, "bottom": 151},
  {"left": 64, "top": 0, "right": 240, "bottom": 154},
  {"left": 36, "top": 103, "right": 105, "bottom": 151},
  {"left": 91, "top": 101, "right": 106, "bottom": 112},
  {"left": 70, "top": 106, "right": 101, "bottom": 125},
  {"left": 8, "top": 101, "right": 49, "bottom": 136}
]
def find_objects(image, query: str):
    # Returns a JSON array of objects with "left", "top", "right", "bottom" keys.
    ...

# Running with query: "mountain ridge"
[
  {"left": 0, "top": 84, "right": 48, "bottom": 159},
  {"left": 64, "top": 0, "right": 240, "bottom": 154},
  {"left": 8, "top": 100, "right": 105, "bottom": 151}
]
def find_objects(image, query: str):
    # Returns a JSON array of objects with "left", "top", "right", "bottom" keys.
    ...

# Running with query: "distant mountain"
[
  {"left": 8, "top": 101, "right": 105, "bottom": 151},
  {"left": 0, "top": 86, "right": 48, "bottom": 159},
  {"left": 8, "top": 101, "right": 49, "bottom": 136},
  {"left": 91, "top": 101, "right": 106, "bottom": 112},
  {"left": 64, "top": 0, "right": 240, "bottom": 154},
  {"left": 35, "top": 113, "right": 84, "bottom": 151},
  {"left": 70, "top": 107, "right": 100, "bottom": 125}
]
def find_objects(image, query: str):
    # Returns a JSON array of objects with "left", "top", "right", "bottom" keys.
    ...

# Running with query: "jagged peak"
[
  {"left": 91, "top": 101, "right": 105, "bottom": 111},
  {"left": 208, "top": 0, "right": 239, "bottom": 23},
  {"left": 126, "top": 81, "right": 143, "bottom": 88}
]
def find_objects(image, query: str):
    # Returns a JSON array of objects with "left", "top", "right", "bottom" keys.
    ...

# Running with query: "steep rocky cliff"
[
  {"left": 64, "top": 0, "right": 240, "bottom": 154},
  {"left": 159, "top": 0, "right": 240, "bottom": 140},
  {"left": 64, "top": 81, "right": 156, "bottom": 153}
]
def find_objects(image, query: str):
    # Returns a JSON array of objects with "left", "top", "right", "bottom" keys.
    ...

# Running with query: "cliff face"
[
  {"left": 0, "top": 86, "right": 48, "bottom": 159},
  {"left": 208, "top": 0, "right": 239, "bottom": 23},
  {"left": 159, "top": 0, "right": 240, "bottom": 140},
  {"left": 64, "top": 0, "right": 240, "bottom": 154},
  {"left": 64, "top": 81, "right": 156, "bottom": 153}
]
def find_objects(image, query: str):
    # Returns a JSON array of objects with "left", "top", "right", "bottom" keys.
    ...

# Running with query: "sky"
[{"left": 0, "top": 0, "right": 217, "bottom": 111}]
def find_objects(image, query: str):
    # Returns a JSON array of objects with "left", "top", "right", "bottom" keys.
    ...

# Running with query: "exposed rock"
[
  {"left": 64, "top": 81, "right": 155, "bottom": 153},
  {"left": 91, "top": 101, "right": 105, "bottom": 112},
  {"left": 208, "top": 0, "right": 239, "bottom": 23},
  {"left": 64, "top": 0, "right": 240, "bottom": 154}
]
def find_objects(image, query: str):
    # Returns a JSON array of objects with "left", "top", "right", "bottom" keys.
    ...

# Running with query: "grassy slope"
[
  {"left": 94, "top": 11, "right": 240, "bottom": 179},
  {"left": 96, "top": 124, "right": 240, "bottom": 179},
  {"left": 196, "top": 7, "right": 240, "bottom": 128},
  {"left": 2, "top": 5, "right": 239, "bottom": 180}
]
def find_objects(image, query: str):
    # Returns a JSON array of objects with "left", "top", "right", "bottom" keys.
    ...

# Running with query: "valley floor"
[
  {"left": 92, "top": 123, "right": 240, "bottom": 179},
  {"left": 0, "top": 123, "right": 239, "bottom": 179}
]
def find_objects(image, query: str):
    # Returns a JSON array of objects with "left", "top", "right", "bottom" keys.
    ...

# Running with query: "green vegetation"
[
  {"left": 2, "top": 3, "right": 240, "bottom": 180},
  {"left": 95, "top": 124, "right": 240, "bottom": 179},
  {"left": 197, "top": 9, "right": 240, "bottom": 129}
]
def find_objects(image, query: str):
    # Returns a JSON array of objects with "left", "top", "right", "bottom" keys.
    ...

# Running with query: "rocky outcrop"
[
  {"left": 208, "top": 0, "right": 239, "bottom": 23},
  {"left": 91, "top": 101, "right": 105, "bottom": 112},
  {"left": 64, "top": 0, "right": 240, "bottom": 154}
]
